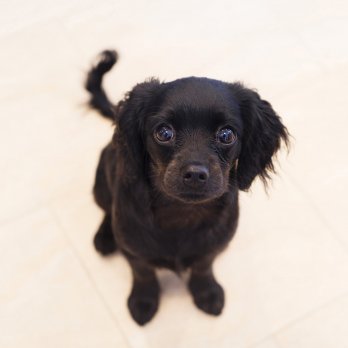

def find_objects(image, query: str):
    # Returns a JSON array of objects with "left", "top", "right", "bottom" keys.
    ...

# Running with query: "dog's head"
[{"left": 115, "top": 77, "right": 289, "bottom": 203}]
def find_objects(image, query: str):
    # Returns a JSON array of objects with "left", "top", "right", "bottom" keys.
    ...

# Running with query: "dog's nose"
[{"left": 182, "top": 164, "right": 209, "bottom": 188}]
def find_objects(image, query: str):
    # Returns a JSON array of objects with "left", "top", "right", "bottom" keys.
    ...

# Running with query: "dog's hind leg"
[
  {"left": 93, "top": 146, "right": 117, "bottom": 255},
  {"left": 93, "top": 214, "right": 117, "bottom": 255}
]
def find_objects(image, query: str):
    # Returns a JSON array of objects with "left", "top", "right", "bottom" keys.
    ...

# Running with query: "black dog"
[{"left": 85, "top": 50, "right": 289, "bottom": 325}]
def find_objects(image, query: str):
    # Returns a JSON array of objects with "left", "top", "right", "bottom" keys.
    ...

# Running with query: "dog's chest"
[
  {"left": 153, "top": 202, "right": 221, "bottom": 235},
  {"left": 153, "top": 203, "right": 213, "bottom": 232},
  {"left": 150, "top": 200, "right": 232, "bottom": 263}
]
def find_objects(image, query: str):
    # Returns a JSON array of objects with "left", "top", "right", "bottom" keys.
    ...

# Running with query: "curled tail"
[{"left": 85, "top": 50, "right": 118, "bottom": 120}]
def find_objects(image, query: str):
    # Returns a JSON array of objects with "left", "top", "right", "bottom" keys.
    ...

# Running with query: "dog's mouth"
[
  {"left": 163, "top": 189, "right": 223, "bottom": 204},
  {"left": 177, "top": 192, "right": 211, "bottom": 203}
]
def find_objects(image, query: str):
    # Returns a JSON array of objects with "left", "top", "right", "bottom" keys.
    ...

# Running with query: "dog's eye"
[
  {"left": 216, "top": 127, "right": 237, "bottom": 144},
  {"left": 154, "top": 125, "right": 175, "bottom": 143}
]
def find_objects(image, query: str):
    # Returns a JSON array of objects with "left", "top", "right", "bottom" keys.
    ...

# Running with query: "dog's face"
[
  {"left": 145, "top": 78, "right": 243, "bottom": 203},
  {"left": 116, "top": 77, "right": 289, "bottom": 200}
]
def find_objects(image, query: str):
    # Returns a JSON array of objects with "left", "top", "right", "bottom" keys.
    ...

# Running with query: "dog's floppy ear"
[
  {"left": 230, "top": 83, "right": 289, "bottom": 191},
  {"left": 112, "top": 79, "right": 162, "bottom": 238},
  {"left": 114, "top": 79, "right": 162, "bottom": 183}
]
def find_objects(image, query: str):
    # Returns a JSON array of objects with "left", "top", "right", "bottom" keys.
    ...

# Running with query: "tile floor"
[{"left": 1, "top": 1, "right": 348, "bottom": 347}]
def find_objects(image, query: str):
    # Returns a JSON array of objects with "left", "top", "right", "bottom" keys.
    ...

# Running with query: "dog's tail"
[{"left": 85, "top": 50, "right": 118, "bottom": 120}]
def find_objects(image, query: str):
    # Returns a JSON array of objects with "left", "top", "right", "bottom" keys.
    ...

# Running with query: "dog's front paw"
[
  {"left": 127, "top": 282, "right": 159, "bottom": 325},
  {"left": 128, "top": 295, "right": 159, "bottom": 326},
  {"left": 189, "top": 276, "right": 225, "bottom": 316}
]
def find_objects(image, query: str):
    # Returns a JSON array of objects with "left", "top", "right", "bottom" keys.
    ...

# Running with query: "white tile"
[
  {"left": 207, "top": 28, "right": 323, "bottom": 96},
  {"left": 0, "top": 21, "right": 114, "bottom": 222},
  {"left": 0, "top": 208, "right": 128, "bottom": 347},
  {"left": 250, "top": 338, "right": 279, "bottom": 348},
  {"left": 214, "top": 173, "right": 348, "bottom": 342},
  {"left": 264, "top": 0, "right": 348, "bottom": 31},
  {"left": 0, "top": 0, "right": 107, "bottom": 36},
  {"left": 49, "top": 171, "right": 348, "bottom": 348},
  {"left": 275, "top": 294, "right": 348, "bottom": 348},
  {"left": 2, "top": 0, "right": 348, "bottom": 346},
  {"left": 296, "top": 16, "right": 348, "bottom": 69},
  {"left": 275, "top": 67, "right": 348, "bottom": 247},
  {"left": 0, "top": 91, "right": 112, "bottom": 222}
]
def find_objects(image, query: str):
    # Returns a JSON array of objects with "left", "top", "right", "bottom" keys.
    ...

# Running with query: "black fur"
[
  {"left": 85, "top": 50, "right": 118, "bottom": 119},
  {"left": 85, "top": 50, "right": 289, "bottom": 325}
]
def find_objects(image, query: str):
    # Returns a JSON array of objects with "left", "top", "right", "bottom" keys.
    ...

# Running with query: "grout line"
[
  {"left": 284, "top": 170, "right": 348, "bottom": 254},
  {"left": 247, "top": 336, "right": 280, "bottom": 348},
  {"left": 0, "top": 203, "right": 49, "bottom": 228},
  {"left": 272, "top": 290, "right": 348, "bottom": 345},
  {"left": 284, "top": 171, "right": 331, "bottom": 228},
  {"left": 247, "top": 290, "right": 348, "bottom": 348},
  {"left": 48, "top": 207, "right": 133, "bottom": 348}
]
